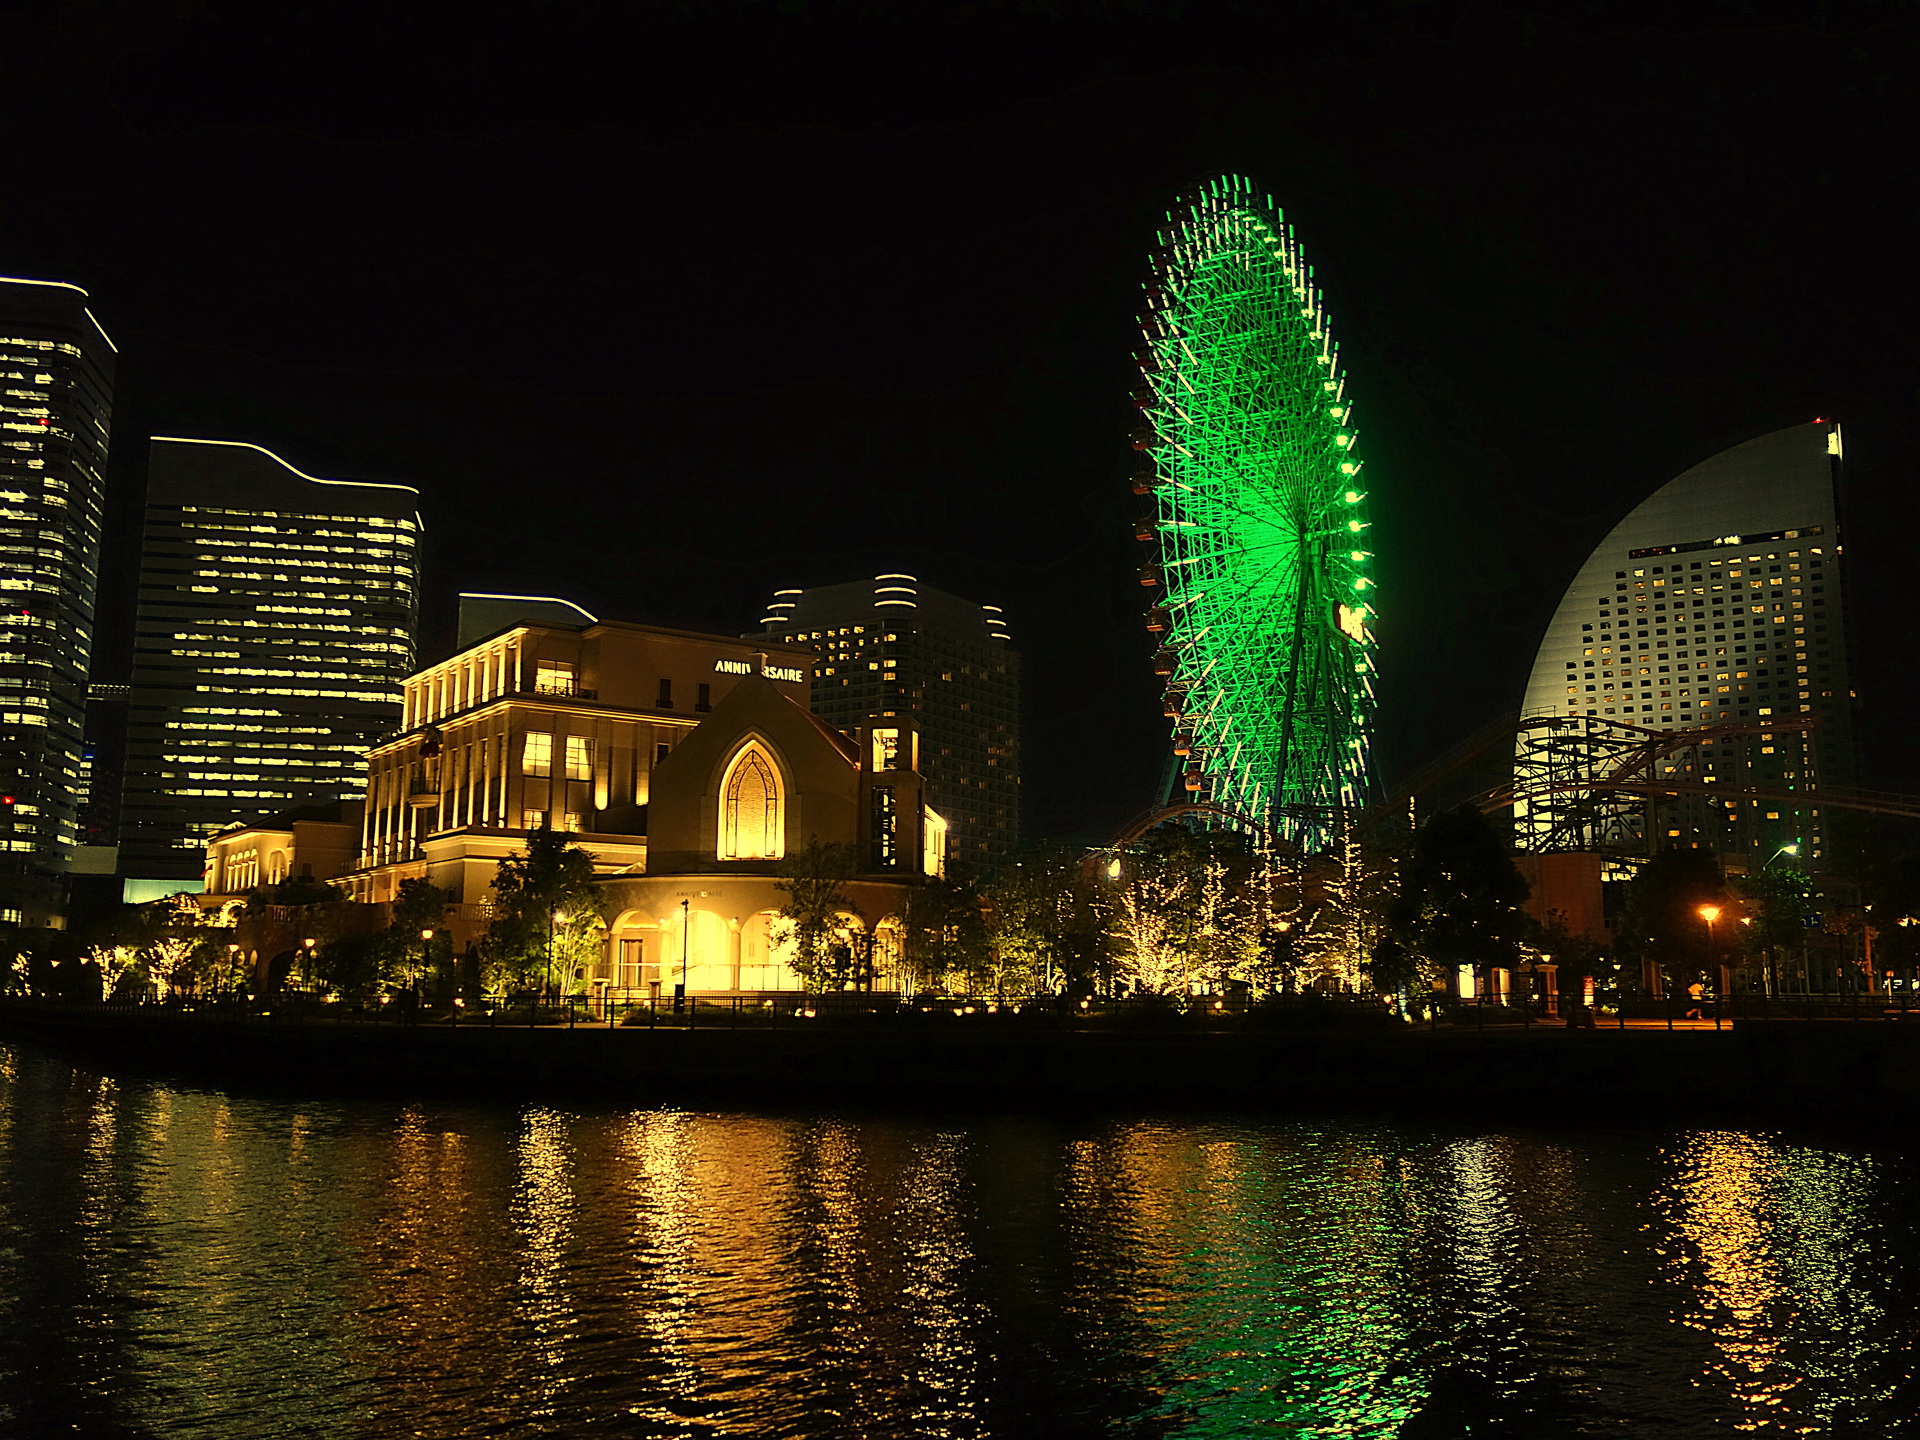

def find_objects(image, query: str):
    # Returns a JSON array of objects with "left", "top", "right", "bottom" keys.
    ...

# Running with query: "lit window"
[
  {"left": 565, "top": 735, "right": 591, "bottom": 780},
  {"left": 523, "top": 732, "right": 552, "bottom": 776},
  {"left": 718, "top": 741, "right": 784, "bottom": 860}
]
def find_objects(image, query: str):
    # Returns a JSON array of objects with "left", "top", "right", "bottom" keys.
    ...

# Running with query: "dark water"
[{"left": 0, "top": 1043, "right": 1915, "bottom": 1438}]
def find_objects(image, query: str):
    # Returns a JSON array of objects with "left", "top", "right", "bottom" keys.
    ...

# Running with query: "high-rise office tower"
[
  {"left": 0, "top": 276, "right": 115, "bottom": 918},
  {"left": 1517, "top": 422, "right": 1850, "bottom": 864},
  {"left": 119, "top": 438, "right": 421, "bottom": 889},
  {"left": 755, "top": 575, "right": 1019, "bottom": 871}
]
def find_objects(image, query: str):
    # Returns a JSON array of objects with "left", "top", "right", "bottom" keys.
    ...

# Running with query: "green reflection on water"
[
  {"left": 1067, "top": 1125, "right": 1427, "bottom": 1437},
  {"left": 0, "top": 1044, "right": 1916, "bottom": 1438}
]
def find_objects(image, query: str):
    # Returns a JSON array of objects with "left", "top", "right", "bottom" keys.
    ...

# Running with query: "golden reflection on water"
[
  {"left": 893, "top": 1130, "right": 984, "bottom": 1436},
  {"left": 1, "top": 1044, "right": 1915, "bottom": 1438},
  {"left": 1661, "top": 1131, "right": 1895, "bottom": 1434},
  {"left": 1666, "top": 1132, "right": 1793, "bottom": 1422},
  {"left": 513, "top": 1105, "right": 577, "bottom": 1380},
  {"left": 610, "top": 1111, "right": 811, "bottom": 1434},
  {"left": 613, "top": 1109, "right": 704, "bottom": 1418}
]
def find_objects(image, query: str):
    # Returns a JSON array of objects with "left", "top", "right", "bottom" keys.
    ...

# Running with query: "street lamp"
[
  {"left": 1738, "top": 916, "right": 1768, "bottom": 997},
  {"left": 419, "top": 928, "right": 434, "bottom": 998},
  {"left": 1698, "top": 904, "right": 1721, "bottom": 1013},
  {"left": 1764, "top": 840, "right": 1801, "bottom": 868},
  {"left": 678, "top": 897, "right": 690, "bottom": 1011}
]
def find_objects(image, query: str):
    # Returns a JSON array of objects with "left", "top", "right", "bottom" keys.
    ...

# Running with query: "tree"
[
  {"left": 389, "top": 878, "right": 454, "bottom": 990},
  {"left": 1618, "top": 846, "right": 1728, "bottom": 997},
  {"left": 1110, "top": 865, "right": 1192, "bottom": 995},
  {"left": 1377, "top": 805, "right": 1531, "bottom": 994},
  {"left": 483, "top": 823, "right": 604, "bottom": 994},
  {"left": 305, "top": 879, "right": 453, "bottom": 999},
  {"left": 1187, "top": 856, "right": 1259, "bottom": 992},
  {"left": 1294, "top": 819, "right": 1397, "bottom": 995},
  {"left": 983, "top": 844, "right": 1112, "bottom": 994},
  {"left": 901, "top": 876, "right": 991, "bottom": 994},
  {"left": 1104, "top": 825, "right": 1262, "bottom": 996},
  {"left": 314, "top": 931, "right": 392, "bottom": 1001},
  {"left": 1533, "top": 910, "right": 1614, "bottom": 1005},
  {"left": 773, "top": 839, "right": 858, "bottom": 991},
  {"left": 1730, "top": 864, "right": 1815, "bottom": 990},
  {"left": 80, "top": 894, "right": 235, "bottom": 999}
]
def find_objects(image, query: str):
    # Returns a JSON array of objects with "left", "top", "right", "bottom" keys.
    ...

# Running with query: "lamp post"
[
  {"left": 1698, "top": 904, "right": 1721, "bottom": 1015},
  {"left": 419, "top": 928, "right": 434, "bottom": 1001},
  {"left": 1754, "top": 843, "right": 1799, "bottom": 997},
  {"left": 301, "top": 936, "right": 316, "bottom": 992},
  {"left": 1739, "top": 916, "right": 1767, "bottom": 998},
  {"left": 677, "top": 897, "right": 690, "bottom": 1011}
]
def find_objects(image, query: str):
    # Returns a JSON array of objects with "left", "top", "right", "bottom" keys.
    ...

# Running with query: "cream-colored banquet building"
[{"left": 203, "top": 608, "right": 945, "bottom": 996}]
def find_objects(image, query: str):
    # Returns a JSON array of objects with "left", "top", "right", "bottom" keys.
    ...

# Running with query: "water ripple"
[{"left": 0, "top": 1045, "right": 1913, "bottom": 1437}]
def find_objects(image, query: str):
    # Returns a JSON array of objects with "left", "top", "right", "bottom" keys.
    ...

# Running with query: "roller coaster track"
[{"left": 1111, "top": 713, "right": 1920, "bottom": 848}]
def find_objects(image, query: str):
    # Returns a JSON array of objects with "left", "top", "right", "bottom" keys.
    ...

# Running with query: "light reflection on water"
[{"left": 0, "top": 1045, "right": 1914, "bottom": 1438}]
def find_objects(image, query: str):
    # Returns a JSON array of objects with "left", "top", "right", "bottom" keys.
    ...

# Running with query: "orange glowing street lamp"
[{"left": 1698, "top": 904, "right": 1721, "bottom": 976}]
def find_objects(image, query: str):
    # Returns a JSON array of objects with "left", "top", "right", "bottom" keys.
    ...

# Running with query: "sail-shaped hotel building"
[{"left": 1516, "top": 422, "right": 1850, "bottom": 864}]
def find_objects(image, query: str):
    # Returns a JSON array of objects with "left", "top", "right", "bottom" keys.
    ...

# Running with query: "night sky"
[{"left": 8, "top": 3, "right": 1919, "bottom": 844}]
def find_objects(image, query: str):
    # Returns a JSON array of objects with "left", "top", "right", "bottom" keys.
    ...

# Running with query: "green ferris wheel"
[{"left": 1134, "top": 176, "right": 1378, "bottom": 842}]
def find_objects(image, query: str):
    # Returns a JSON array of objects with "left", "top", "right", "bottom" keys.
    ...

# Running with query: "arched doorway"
[
  {"left": 658, "top": 905, "right": 734, "bottom": 993},
  {"left": 740, "top": 909, "right": 803, "bottom": 992}
]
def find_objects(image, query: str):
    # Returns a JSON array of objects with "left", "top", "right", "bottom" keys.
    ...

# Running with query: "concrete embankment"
[{"left": 4, "top": 1003, "right": 1919, "bottom": 1117}]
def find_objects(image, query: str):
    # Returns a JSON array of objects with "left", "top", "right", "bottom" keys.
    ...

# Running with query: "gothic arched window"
[{"left": 719, "top": 743, "right": 784, "bottom": 860}]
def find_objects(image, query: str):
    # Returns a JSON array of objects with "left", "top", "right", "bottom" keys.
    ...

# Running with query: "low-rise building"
[
  {"left": 306, "top": 609, "right": 944, "bottom": 995},
  {"left": 204, "top": 799, "right": 363, "bottom": 896},
  {"left": 595, "top": 672, "right": 940, "bottom": 999},
  {"left": 345, "top": 614, "right": 816, "bottom": 925}
]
